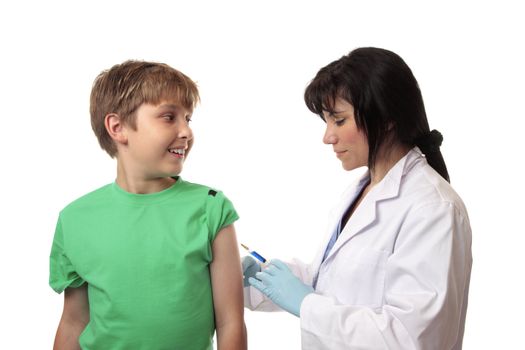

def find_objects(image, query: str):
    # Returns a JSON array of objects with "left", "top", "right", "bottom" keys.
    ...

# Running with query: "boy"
[{"left": 49, "top": 61, "right": 247, "bottom": 350}]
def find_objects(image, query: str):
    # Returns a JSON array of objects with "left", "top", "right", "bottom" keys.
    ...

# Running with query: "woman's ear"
[{"left": 104, "top": 113, "right": 128, "bottom": 145}]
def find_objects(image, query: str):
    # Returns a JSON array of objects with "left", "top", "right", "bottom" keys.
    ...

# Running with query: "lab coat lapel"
[
  {"left": 310, "top": 170, "right": 370, "bottom": 279},
  {"left": 323, "top": 150, "right": 419, "bottom": 263}
]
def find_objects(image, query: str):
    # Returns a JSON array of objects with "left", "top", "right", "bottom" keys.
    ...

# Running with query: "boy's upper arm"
[
  {"left": 62, "top": 284, "right": 90, "bottom": 325},
  {"left": 209, "top": 224, "right": 244, "bottom": 328},
  {"left": 50, "top": 215, "right": 86, "bottom": 294},
  {"left": 54, "top": 285, "right": 89, "bottom": 349}
]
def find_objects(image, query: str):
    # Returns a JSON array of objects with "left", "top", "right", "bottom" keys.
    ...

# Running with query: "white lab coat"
[{"left": 244, "top": 148, "right": 472, "bottom": 349}]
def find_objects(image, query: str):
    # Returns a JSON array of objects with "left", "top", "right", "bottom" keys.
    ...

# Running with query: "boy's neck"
[{"left": 116, "top": 163, "right": 177, "bottom": 194}]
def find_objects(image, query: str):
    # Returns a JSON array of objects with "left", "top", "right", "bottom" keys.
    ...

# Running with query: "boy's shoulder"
[
  {"left": 61, "top": 183, "right": 113, "bottom": 215},
  {"left": 178, "top": 178, "right": 224, "bottom": 199},
  {"left": 59, "top": 179, "right": 231, "bottom": 217}
]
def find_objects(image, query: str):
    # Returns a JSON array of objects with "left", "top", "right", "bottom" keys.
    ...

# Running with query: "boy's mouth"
[{"left": 168, "top": 148, "right": 185, "bottom": 158}]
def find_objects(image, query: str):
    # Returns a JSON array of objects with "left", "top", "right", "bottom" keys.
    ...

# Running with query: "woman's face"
[{"left": 322, "top": 98, "right": 369, "bottom": 171}]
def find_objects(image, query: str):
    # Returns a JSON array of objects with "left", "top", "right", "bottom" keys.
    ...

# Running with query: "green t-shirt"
[{"left": 49, "top": 177, "right": 239, "bottom": 350}]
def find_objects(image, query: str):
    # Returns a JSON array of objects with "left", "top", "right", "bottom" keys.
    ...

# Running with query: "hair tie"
[{"left": 415, "top": 129, "right": 443, "bottom": 154}]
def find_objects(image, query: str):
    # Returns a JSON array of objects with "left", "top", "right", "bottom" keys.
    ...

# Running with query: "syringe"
[{"left": 240, "top": 243, "right": 267, "bottom": 264}]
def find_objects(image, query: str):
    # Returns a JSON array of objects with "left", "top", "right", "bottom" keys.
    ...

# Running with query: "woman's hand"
[
  {"left": 241, "top": 256, "right": 261, "bottom": 287},
  {"left": 249, "top": 259, "right": 313, "bottom": 317}
]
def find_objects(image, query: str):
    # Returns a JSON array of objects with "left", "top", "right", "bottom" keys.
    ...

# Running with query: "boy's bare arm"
[
  {"left": 210, "top": 224, "right": 247, "bottom": 350},
  {"left": 53, "top": 284, "right": 89, "bottom": 350}
]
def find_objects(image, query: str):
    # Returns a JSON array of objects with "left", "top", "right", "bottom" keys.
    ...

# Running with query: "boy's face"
[{"left": 121, "top": 101, "right": 193, "bottom": 179}]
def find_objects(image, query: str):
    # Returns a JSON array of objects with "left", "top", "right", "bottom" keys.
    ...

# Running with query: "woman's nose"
[{"left": 323, "top": 126, "right": 337, "bottom": 145}]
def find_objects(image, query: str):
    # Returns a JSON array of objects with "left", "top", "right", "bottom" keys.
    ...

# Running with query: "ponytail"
[{"left": 414, "top": 130, "right": 450, "bottom": 183}]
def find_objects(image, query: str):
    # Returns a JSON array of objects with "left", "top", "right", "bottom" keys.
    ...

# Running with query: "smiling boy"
[{"left": 49, "top": 61, "right": 246, "bottom": 350}]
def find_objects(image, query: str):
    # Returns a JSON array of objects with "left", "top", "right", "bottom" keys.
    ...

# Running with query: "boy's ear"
[{"left": 104, "top": 113, "right": 128, "bottom": 145}]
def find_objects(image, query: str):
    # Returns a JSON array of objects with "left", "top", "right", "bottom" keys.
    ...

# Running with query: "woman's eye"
[{"left": 335, "top": 118, "right": 345, "bottom": 126}]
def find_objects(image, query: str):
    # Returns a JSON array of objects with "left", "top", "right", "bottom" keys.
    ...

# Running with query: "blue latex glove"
[
  {"left": 242, "top": 256, "right": 261, "bottom": 287},
  {"left": 249, "top": 259, "right": 314, "bottom": 317}
]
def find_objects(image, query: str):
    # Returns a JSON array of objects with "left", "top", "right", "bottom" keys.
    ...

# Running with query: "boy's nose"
[{"left": 178, "top": 123, "right": 193, "bottom": 140}]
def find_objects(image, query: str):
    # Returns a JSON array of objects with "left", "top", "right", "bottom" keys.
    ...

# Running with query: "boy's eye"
[
  {"left": 185, "top": 116, "right": 192, "bottom": 123},
  {"left": 163, "top": 114, "right": 175, "bottom": 121}
]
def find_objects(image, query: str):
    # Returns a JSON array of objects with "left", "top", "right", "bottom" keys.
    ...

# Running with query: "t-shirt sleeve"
[
  {"left": 49, "top": 215, "right": 85, "bottom": 294},
  {"left": 206, "top": 190, "right": 239, "bottom": 241}
]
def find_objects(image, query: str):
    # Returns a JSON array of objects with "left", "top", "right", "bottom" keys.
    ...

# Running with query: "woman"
[{"left": 243, "top": 47, "right": 472, "bottom": 349}]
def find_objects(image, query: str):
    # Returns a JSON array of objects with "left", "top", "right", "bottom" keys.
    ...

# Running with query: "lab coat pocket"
[{"left": 335, "top": 246, "right": 389, "bottom": 308}]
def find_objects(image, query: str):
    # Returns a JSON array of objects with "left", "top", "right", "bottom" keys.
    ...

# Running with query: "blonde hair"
[{"left": 90, "top": 60, "right": 200, "bottom": 157}]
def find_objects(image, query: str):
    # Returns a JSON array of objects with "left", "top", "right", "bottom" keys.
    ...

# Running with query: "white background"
[{"left": 1, "top": 0, "right": 523, "bottom": 348}]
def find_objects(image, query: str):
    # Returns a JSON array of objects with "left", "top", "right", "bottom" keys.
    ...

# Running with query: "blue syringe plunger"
[
  {"left": 250, "top": 250, "right": 266, "bottom": 263},
  {"left": 240, "top": 243, "right": 267, "bottom": 263}
]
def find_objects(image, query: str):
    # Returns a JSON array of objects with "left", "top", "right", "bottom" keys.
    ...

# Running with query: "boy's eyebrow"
[
  {"left": 159, "top": 103, "right": 182, "bottom": 111},
  {"left": 159, "top": 103, "right": 192, "bottom": 115}
]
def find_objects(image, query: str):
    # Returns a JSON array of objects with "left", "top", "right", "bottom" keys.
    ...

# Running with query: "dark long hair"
[{"left": 304, "top": 47, "right": 449, "bottom": 182}]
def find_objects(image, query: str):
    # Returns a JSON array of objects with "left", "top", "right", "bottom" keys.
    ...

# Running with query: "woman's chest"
[{"left": 315, "top": 205, "right": 408, "bottom": 308}]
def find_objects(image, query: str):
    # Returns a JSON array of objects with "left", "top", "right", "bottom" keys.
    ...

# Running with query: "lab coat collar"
[{"left": 321, "top": 147, "right": 424, "bottom": 264}]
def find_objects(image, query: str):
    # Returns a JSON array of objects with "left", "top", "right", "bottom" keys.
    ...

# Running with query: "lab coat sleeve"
[
  {"left": 244, "top": 258, "right": 314, "bottom": 311},
  {"left": 300, "top": 201, "right": 472, "bottom": 350}
]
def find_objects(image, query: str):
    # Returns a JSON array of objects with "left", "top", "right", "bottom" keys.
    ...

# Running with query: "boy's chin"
[{"left": 168, "top": 170, "right": 182, "bottom": 177}]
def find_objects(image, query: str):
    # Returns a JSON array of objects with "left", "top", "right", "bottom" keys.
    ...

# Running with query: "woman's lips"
[{"left": 335, "top": 150, "right": 347, "bottom": 158}]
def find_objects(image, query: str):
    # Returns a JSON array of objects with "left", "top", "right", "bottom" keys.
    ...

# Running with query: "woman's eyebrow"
[{"left": 328, "top": 110, "right": 344, "bottom": 117}]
